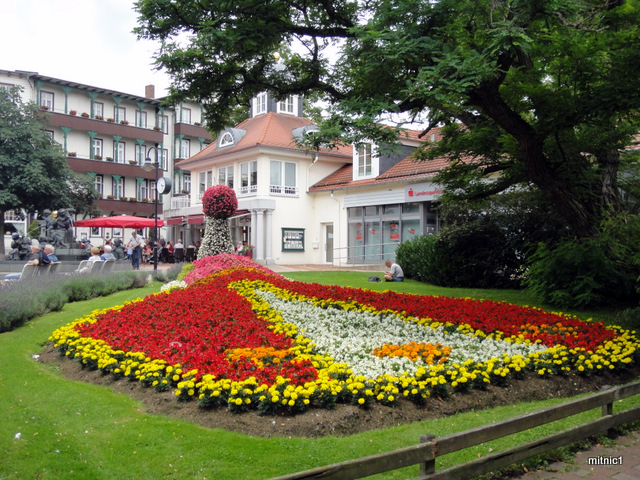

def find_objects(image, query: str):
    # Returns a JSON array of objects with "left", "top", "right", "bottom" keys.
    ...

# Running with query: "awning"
[
  {"left": 187, "top": 214, "right": 205, "bottom": 225},
  {"left": 228, "top": 209, "right": 250, "bottom": 220},
  {"left": 166, "top": 216, "right": 184, "bottom": 226}
]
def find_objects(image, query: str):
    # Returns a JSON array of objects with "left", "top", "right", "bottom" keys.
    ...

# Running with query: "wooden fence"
[{"left": 268, "top": 380, "right": 640, "bottom": 480}]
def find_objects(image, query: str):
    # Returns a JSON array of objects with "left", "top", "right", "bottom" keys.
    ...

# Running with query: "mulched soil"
[{"left": 38, "top": 345, "right": 640, "bottom": 439}]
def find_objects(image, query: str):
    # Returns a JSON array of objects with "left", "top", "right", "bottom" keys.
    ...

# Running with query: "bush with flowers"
[
  {"left": 198, "top": 185, "right": 238, "bottom": 259},
  {"left": 184, "top": 253, "right": 279, "bottom": 284},
  {"left": 202, "top": 185, "right": 238, "bottom": 219},
  {"left": 49, "top": 267, "right": 640, "bottom": 416}
]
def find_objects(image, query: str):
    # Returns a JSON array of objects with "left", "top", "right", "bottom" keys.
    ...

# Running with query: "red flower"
[{"left": 202, "top": 185, "right": 238, "bottom": 219}]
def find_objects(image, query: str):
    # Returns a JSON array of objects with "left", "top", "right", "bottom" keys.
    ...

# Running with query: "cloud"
[{"left": 0, "top": 0, "right": 169, "bottom": 97}]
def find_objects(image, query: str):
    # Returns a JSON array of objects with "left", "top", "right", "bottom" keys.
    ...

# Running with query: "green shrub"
[
  {"left": 524, "top": 238, "right": 637, "bottom": 308},
  {"left": 395, "top": 235, "right": 438, "bottom": 282},
  {"left": 0, "top": 271, "right": 148, "bottom": 333}
]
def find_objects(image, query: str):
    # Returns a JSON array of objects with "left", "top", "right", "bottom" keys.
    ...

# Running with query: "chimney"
[{"left": 145, "top": 85, "right": 155, "bottom": 99}]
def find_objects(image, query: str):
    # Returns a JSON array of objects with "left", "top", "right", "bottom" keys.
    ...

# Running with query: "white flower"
[{"left": 255, "top": 289, "right": 547, "bottom": 380}]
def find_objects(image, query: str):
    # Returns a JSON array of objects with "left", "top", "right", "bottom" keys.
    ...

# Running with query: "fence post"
[{"left": 419, "top": 434, "right": 437, "bottom": 476}]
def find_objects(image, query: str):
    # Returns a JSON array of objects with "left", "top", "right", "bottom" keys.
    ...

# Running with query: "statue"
[
  {"left": 112, "top": 238, "right": 126, "bottom": 260},
  {"left": 50, "top": 209, "right": 73, "bottom": 248},
  {"left": 7, "top": 233, "right": 30, "bottom": 261}
]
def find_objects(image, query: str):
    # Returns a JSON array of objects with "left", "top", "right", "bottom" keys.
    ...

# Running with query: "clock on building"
[{"left": 157, "top": 176, "right": 172, "bottom": 195}]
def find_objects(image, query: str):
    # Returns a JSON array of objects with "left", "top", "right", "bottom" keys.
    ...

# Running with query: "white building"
[
  {"left": 0, "top": 69, "right": 211, "bottom": 245},
  {"left": 168, "top": 91, "right": 445, "bottom": 266}
]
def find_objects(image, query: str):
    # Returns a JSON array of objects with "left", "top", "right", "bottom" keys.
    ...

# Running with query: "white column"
[
  {"left": 255, "top": 208, "right": 265, "bottom": 263},
  {"left": 250, "top": 209, "right": 258, "bottom": 252},
  {"left": 265, "top": 209, "right": 274, "bottom": 264}
]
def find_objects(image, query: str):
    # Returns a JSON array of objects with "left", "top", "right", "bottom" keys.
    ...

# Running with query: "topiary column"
[{"left": 197, "top": 185, "right": 238, "bottom": 260}]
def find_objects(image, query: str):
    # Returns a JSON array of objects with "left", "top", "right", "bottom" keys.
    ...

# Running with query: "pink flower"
[{"left": 202, "top": 185, "right": 238, "bottom": 219}]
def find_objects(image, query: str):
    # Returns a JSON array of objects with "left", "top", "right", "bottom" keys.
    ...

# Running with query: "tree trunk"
[{"left": 471, "top": 84, "right": 608, "bottom": 239}]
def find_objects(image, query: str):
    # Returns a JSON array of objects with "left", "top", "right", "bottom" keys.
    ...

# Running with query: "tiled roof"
[
  {"left": 309, "top": 127, "right": 450, "bottom": 192},
  {"left": 178, "top": 112, "right": 352, "bottom": 167}
]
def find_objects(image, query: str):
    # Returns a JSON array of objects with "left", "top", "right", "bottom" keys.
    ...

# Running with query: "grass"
[{"left": 0, "top": 274, "right": 638, "bottom": 479}]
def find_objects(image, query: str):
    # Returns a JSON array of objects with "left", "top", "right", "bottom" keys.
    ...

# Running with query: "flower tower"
[{"left": 197, "top": 185, "right": 238, "bottom": 259}]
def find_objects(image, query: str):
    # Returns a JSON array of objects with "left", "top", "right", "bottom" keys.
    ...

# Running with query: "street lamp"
[{"left": 144, "top": 143, "right": 160, "bottom": 271}]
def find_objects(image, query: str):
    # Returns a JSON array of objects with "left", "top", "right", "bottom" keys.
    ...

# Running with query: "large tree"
[
  {"left": 0, "top": 86, "right": 98, "bottom": 257},
  {"left": 135, "top": 0, "right": 640, "bottom": 238}
]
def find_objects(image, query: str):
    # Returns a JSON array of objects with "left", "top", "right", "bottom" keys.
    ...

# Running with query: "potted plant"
[
  {"left": 40, "top": 105, "right": 49, "bottom": 111},
  {"left": 106, "top": 156, "right": 113, "bottom": 162},
  {"left": 128, "top": 160, "right": 137, "bottom": 165},
  {"left": 182, "top": 189, "right": 190, "bottom": 194},
  {"left": 142, "top": 198, "right": 148, "bottom": 203},
  {"left": 94, "top": 154, "right": 102, "bottom": 160},
  {"left": 68, "top": 152, "right": 77, "bottom": 157},
  {"left": 107, "top": 194, "right": 115, "bottom": 199},
  {"left": 81, "top": 112, "right": 89, "bottom": 118},
  {"left": 69, "top": 110, "right": 77, "bottom": 115},
  {"left": 107, "top": 117, "right": 115, "bottom": 122},
  {"left": 243, "top": 244, "right": 254, "bottom": 258},
  {"left": 95, "top": 115, "right": 103, "bottom": 120},
  {"left": 153, "top": 125, "right": 161, "bottom": 131},
  {"left": 120, "top": 120, "right": 129, "bottom": 125},
  {"left": 129, "top": 197, "right": 137, "bottom": 202},
  {"left": 194, "top": 121, "right": 202, "bottom": 126}
]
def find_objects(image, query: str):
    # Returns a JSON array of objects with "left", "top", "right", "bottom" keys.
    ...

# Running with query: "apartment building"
[{"left": 0, "top": 69, "right": 211, "bottom": 244}]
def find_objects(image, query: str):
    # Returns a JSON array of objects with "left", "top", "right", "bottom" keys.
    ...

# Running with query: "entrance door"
[{"left": 325, "top": 223, "right": 334, "bottom": 263}]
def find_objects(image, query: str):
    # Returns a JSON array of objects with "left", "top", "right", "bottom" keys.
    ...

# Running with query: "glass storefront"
[{"left": 347, "top": 201, "right": 439, "bottom": 263}]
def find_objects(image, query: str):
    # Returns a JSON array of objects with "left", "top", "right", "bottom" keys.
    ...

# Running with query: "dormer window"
[
  {"left": 277, "top": 95, "right": 296, "bottom": 115},
  {"left": 253, "top": 92, "right": 268, "bottom": 116},
  {"left": 354, "top": 142, "right": 378, "bottom": 179},
  {"left": 219, "top": 131, "right": 234, "bottom": 148}
]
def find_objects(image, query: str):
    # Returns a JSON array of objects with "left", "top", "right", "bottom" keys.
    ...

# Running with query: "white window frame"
[
  {"left": 115, "top": 106, "right": 126, "bottom": 123},
  {"left": 219, "top": 131, "right": 234, "bottom": 147},
  {"left": 139, "top": 179, "right": 150, "bottom": 201},
  {"left": 136, "top": 110, "right": 148, "bottom": 128},
  {"left": 93, "top": 138, "right": 104, "bottom": 159},
  {"left": 354, "top": 142, "right": 378, "bottom": 179},
  {"left": 240, "top": 161, "right": 258, "bottom": 194},
  {"left": 114, "top": 141, "right": 126, "bottom": 163},
  {"left": 277, "top": 95, "right": 296, "bottom": 115},
  {"left": 270, "top": 160, "right": 297, "bottom": 195},
  {"left": 183, "top": 173, "right": 191, "bottom": 193},
  {"left": 181, "top": 107, "right": 191, "bottom": 124},
  {"left": 199, "top": 172, "right": 206, "bottom": 200},
  {"left": 218, "top": 165, "right": 234, "bottom": 188},
  {"left": 113, "top": 177, "right": 125, "bottom": 199},
  {"left": 253, "top": 92, "right": 267, "bottom": 116},
  {"left": 180, "top": 139, "right": 191, "bottom": 159},
  {"left": 94, "top": 102, "right": 104, "bottom": 119},
  {"left": 94, "top": 174, "right": 104, "bottom": 196},
  {"left": 40, "top": 91, "right": 54, "bottom": 110}
]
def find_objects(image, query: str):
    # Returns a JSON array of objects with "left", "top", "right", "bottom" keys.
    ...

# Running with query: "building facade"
[
  {"left": 0, "top": 69, "right": 211, "bottom": 245},
  {"left": 167, "top": 91, "right": 446, "bottom": 266}
]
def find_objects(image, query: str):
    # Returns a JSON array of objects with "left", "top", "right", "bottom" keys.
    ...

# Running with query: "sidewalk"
[{"left": 508, "top": 430, "right": 640, "bottom": 479}]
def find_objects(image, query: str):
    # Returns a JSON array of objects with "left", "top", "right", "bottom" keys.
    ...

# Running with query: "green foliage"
[
  {"left": 525, "top": 239, "right": 637, "bottom": 309},
  {"left": 135, "top": 0, "right": 640, "bottom": 239},
  {"left": 395, "top": 234, "right": 438, "bottom": 282},
  {"left": 197, "top": 217, "right": 234, "bottom": 259},
  {"left": 177, "top": 262, "right": 195, "bottom": 281},
  {"left": 0, "top": 271, "right": 147, "bottom": 333}
]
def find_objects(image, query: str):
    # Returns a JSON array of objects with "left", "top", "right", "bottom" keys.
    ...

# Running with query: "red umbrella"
[{"left": 74, "top": 215, "right": 164, "bottom": 229}]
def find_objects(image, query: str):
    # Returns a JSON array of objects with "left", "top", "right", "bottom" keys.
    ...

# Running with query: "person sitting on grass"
[{"left": 384, "top": 259, "right": 404, "bottom": 282}]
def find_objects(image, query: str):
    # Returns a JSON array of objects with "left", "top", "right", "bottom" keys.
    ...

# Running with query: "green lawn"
[{"left": 0, "top": 276, "right": 638, "bottom": 480}]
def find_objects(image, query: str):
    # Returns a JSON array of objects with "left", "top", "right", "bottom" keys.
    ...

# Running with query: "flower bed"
[{"left": 49, "top": 266, "right": 640, "bottom": 415}]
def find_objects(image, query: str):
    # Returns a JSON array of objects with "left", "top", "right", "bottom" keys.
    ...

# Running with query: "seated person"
[
  {"left": 384, "top": 259, "right": 404, "bottom": 282},
  {"left": 102, "top": 244, "right": 116, "bottom": 261},
  {"left": 86, "top": 247, "right": 103, "bottom": 265},
  {"left": 3, "top": 241, "right": 44, "bottom": 280},
  {"left": 43, "top": 244, "right": 59, "bottom": 263}
]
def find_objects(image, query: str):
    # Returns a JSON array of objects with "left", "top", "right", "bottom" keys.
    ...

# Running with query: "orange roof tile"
[{"left": 178, "top": 112, "right": 352, "bottom": 167}]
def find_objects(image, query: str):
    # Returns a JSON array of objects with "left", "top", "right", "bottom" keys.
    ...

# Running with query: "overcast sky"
[{"left": 0, "top": 0, "right": 171, "bottom": 97}]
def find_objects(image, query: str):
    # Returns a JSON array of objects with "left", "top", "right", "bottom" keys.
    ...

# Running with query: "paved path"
[{"left": 508, "top": 430, "right": 640, "bottom": 479}]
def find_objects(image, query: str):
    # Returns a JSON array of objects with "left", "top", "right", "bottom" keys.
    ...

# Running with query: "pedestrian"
[{"left": 127, "top": 231, "right": 143, "bottom": 270}]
